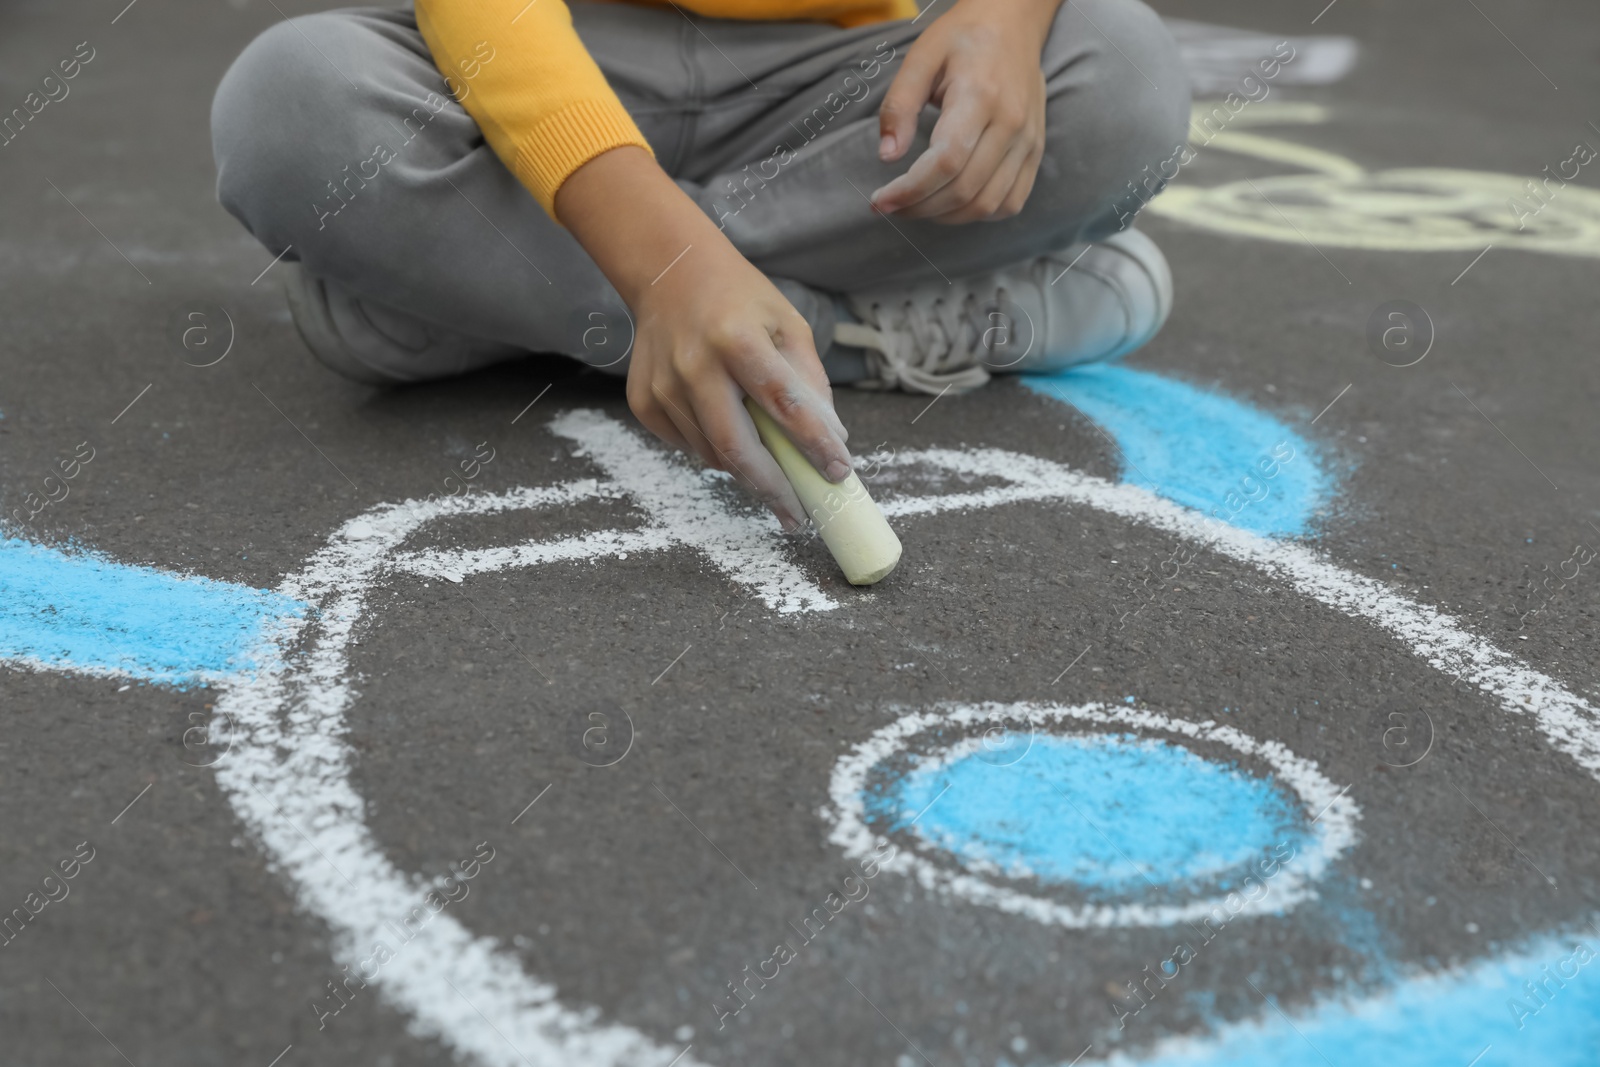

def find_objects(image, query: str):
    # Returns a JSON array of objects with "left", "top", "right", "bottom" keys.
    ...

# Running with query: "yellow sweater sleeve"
[
  {"left": 415, "top": 0, "right": 654, "bottom": 217},
  {"left": 416, "top": 0, "right": 919, "bottom": 217}
]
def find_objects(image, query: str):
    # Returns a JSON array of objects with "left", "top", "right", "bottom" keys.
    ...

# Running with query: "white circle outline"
[{"left": 823, "top": 701, "right": 1358, "bottom": 930}]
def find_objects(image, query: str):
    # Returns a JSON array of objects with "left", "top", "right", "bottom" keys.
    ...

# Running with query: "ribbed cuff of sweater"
[{"left": 512, "top": 97, "right": 655, "bottom": 216}]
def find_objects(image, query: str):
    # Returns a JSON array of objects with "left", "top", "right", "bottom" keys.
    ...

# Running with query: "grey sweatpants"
[{"left": 211, "top": 0, "right": 1188, "bottom": 367}]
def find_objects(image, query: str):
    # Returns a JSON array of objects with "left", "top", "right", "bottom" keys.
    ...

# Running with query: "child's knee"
[
  {"left": 211, "top": 13, "right": 377, "bottom": 241},
  {"left": 1044, "top": 0, "right": 1191, "bottom": 233}
]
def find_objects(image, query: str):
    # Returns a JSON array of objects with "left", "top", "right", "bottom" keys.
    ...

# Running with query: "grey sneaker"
[
  {"left": 282, "top": 264, "right": 522, "bottom": 386},
  {"left": 831, "top": 228, "right": 1174, "bottom": 395}
]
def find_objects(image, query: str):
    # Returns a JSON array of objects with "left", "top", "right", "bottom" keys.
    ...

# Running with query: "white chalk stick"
[{"left": 744, "top": 398, "right": 901, "bottom": 586}]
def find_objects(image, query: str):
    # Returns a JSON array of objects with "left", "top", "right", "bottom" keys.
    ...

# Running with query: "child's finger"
[
  {"left": 641, "top": 407, "right": 693, "bottom": 454},
  {"left": 871, "top": 90, "right": 986, "bottom": 214},
  {"left": 997, "top": 140, "right": 1044, "bottom": 216},
  {"left": 895, "top": 119, "right": 1014, "bottom": 220},
  {"left": 628, "top": 374, "right": 693, "bottom": 454},
  {"left": 771, "top": 319, "right": 850, "bottom": 444},
  {"left": 651, "top": 383, "right": 724, "bottom": 472},
  {"left": 876, "top": 45, "right": 939, "bottom": 164},
  {"left": 731, "top": 341, "right": 854, "bottom": 486},
  {"left": 690, "top": 380, "right": 807, "bottom": 529},
  {"left": 929, "top": 136, "right": 1032, "bottom": 223}
]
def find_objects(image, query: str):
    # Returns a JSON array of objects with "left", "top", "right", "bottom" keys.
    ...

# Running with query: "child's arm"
[
  {"left": 417, "top": 0, "right": 853, "bottom": 529},
  {"left": 872, "top": 0, "right": 1065, "bottom": 222},
  {"left": 555, "top": 147, "right": 853, "bottom": 533},
  {"left": 415, "top": 0, "right": 653, "bottom": 216}
]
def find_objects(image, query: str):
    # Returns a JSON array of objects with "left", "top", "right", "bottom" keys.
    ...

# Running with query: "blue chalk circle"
[
  {"left": 0, "top": 536, "right": 305, "bottom": 686},
  {"left": 866, "top": 733, "right": 1308, "bottom": 897},
  {"left": 1022, "top": 364, "right": 1333, "bottom": 538}
]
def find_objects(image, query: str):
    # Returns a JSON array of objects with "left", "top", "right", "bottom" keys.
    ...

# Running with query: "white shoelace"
[{"left": 835, "top": 291, "right": 998, "bottom": 395}]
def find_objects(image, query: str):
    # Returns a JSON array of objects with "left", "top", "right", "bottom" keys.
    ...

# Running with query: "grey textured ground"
[{"left": 2, "top": 0, "right": 1598, "bottom": 1064}]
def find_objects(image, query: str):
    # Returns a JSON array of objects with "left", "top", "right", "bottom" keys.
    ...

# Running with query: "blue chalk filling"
[
  {"left": 1115, "top": 929, "right": 1600, "bottom": 1067},
  {"left": 1022, "top": 364, "right": 1332, "bottom": 538},
  {"left": 0, "top": 536, "right": 305, "bottom": 685},
  {"left": 867, "top": 734, "right": 1306, "bottom": 894}
]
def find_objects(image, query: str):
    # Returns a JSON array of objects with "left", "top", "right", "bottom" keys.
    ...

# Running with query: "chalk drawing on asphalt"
[
  {"left": 5, "top": 407, "right": 1600, "bottom": 1066},
  {"left": 1149, "top": 103, "right": 1600, "bottom": 259},
  {"left": 825, "top": 701, "right": 1356, "bottom": 929}
]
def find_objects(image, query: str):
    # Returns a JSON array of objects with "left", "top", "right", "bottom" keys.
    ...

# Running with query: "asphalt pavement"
[{"left": 2, "top": 1, "right": 1598, "bottom": 1065}]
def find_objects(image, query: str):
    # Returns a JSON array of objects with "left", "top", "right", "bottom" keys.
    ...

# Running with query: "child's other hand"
[
  {"left": 628, "top": 241, "right": 852, "bottom": 531},
  {"left": 871, "top": 0, "right": 1059, "bottom": 223}
]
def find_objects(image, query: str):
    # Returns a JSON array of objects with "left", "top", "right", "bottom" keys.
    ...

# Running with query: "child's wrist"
[{"left": 555, "top": 146, "right": 732, "bottom": 307}]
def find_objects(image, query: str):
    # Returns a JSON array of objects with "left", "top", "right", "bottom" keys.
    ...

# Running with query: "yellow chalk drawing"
[{"left": 1148, "top": 103, "right": 1600, "bottom": 258}]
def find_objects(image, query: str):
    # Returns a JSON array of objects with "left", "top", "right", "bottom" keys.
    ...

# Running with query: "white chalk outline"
[
  {"left": 381, "top": 410, "right": 835, "bottom": 612},
  {"left": 868, "top": 445, "right": 1600, "bottom": 775},
  {"left": 822, "top": 702, "right": 1358, "bottom": 929},
  {"left": 11, "top": 406, "right": 1595, "bottom": 1066}
]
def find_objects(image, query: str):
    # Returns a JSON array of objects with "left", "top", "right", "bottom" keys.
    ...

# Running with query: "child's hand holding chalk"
[{"left": 557, "top": 150, "right": 855, "bottom": 529}]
